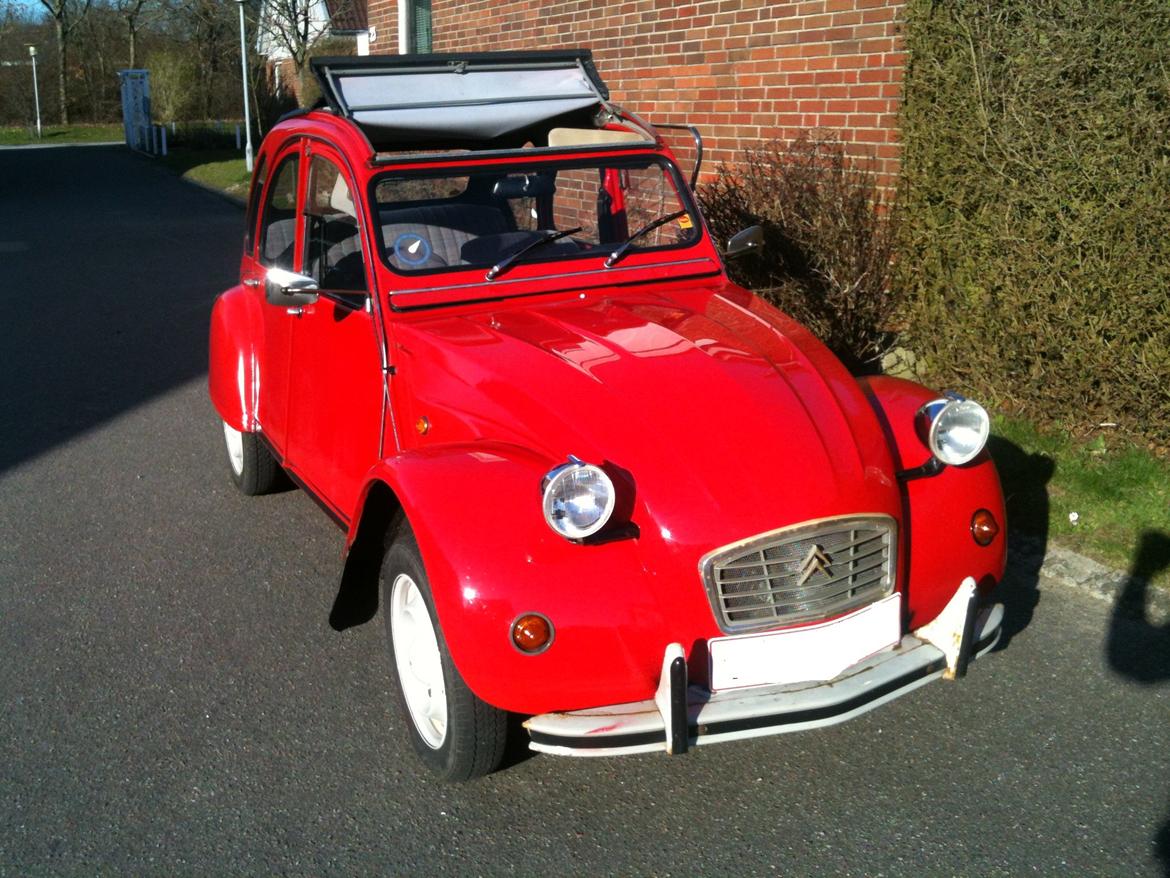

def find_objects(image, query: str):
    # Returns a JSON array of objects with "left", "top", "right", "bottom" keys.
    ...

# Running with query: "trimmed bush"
[
  {"left": 699, "top": 134, "right": 900, "bottom": 372},
  {"left": 898, "top": 0, "right": 1170, "bottom": 443}
]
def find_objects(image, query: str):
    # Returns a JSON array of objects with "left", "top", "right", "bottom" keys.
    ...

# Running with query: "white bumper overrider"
[{"left": 524, "top": 583, "right": 1003, "bottom": 758}]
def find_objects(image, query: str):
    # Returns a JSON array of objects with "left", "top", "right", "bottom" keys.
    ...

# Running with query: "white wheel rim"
[
  {"left": 223, "top": 422, "right": 244, "bottom": 477},
  {"left": 390, "top": 573, "right": 448, "bottom": 749}
]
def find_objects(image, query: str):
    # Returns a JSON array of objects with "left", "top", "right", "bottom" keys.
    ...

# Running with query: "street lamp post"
[
  {"left": 235, "top": 0, "right": 254, "bottom": 173},
  {"left": 28, "top": 46, "right": 42, "bottom": 139}
]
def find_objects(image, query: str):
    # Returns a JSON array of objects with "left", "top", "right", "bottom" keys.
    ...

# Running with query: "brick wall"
[
  {"left": 367, "top": 0, "right": 398, "bottom": 52},
  {"left": 366, "top": 0, "right": 906, "bottom": 181}
]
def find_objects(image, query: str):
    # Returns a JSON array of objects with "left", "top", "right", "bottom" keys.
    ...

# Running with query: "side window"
[
  {"left": 242, "top": 156, "right": 268, "bottom": 254},
  {"left": 304, "top": 156, "right": 366, "bottom": 291},
  {"left": 259, "top": 154, "right": 299, "bottom": 270}
]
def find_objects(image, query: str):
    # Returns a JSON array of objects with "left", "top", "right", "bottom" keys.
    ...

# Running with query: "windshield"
[{"left": 371, "top": 155, "right": 700, "bottom": 279}]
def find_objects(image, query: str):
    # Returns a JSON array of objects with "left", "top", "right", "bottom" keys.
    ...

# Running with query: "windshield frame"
[{"left": 367, "top": 152, "right": 705, "bottom": 286}]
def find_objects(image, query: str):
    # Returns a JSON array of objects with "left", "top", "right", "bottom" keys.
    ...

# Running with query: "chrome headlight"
[
  {"left": 921, "top": 396, "right": 990, "bottom": 466},
  {"left": 541, "top": 457, "right": 615, "bottom": 540}
]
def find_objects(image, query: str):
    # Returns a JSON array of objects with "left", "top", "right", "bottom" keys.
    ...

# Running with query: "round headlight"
[
  {"left": 542, "top": 458, "right": 615, "bottom": 540},
  {"left": 925, "top": 397, "right": 990, "bottom": 466}
]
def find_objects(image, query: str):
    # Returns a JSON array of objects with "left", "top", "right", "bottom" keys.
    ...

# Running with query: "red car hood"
[{"left": 394, "top": 282, "right": 902, "bottom": 551}]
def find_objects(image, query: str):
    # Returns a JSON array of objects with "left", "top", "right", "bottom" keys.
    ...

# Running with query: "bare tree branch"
[{"left": 37, "top": 0, "right": 92, "bottom": 123}]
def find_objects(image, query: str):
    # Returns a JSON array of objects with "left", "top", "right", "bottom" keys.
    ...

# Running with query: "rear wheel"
[
  {"left": 222, "top": 421, "right": 280, "bottom": 495},
  {"left": 382, "top": 528, "right": 508, "bottom": 781}
]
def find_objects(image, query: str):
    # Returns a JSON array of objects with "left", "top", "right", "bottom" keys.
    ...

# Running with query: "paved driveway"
[{"left": 0, "top": 146, "right": 1167, "bottom": 875}]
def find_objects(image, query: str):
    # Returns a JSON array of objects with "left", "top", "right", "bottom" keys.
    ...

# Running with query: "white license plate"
[{"left": 708, "top": 593, "right": 902, "bottom": 691}]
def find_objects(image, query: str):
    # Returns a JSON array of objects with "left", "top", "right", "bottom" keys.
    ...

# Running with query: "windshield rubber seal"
[{"left": 367, "top": 153, "right": 703, "bottom": 285}]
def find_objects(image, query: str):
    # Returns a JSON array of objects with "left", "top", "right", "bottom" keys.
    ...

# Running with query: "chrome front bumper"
[{"left": 525, "top": 581, "right": 1002, "bottom": 757}]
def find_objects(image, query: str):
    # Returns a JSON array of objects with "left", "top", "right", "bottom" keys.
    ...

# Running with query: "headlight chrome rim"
[
  {"left": 923, "top": 395, "right": 990, "bottom": 466},
  {"left": 541, "top": 457, "right": 616, "bottom": 540}
]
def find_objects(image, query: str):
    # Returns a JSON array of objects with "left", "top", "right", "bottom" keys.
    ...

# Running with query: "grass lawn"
[
  {"left": 0, "top": 123, "right": 124, "bottom": 146},
  {"left": 157, "top": 148, "right": 252, "bottom": 199},
  {"left": 991, "top": 417, "right": 1170, "bottom": 589}
]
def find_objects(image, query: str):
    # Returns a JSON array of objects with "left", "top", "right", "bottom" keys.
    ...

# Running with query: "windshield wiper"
[
  {"left": 486, "top": 227, "right": 583, "bottom": 280},
  {"left": 604, "top": 210, "right": 687, "bottom": 268}
]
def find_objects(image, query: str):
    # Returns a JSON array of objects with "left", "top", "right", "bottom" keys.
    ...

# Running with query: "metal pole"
[
  {"left": 28, "top": 47, "right": 42, "bottom": 138},
  {"left": 236, "top": 0, "right": 254, "bottom": 173}
]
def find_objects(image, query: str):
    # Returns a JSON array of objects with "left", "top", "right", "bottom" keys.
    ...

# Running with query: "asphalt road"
[{"left": 1, "top": 145, "right": 1168, "bottom": 876}]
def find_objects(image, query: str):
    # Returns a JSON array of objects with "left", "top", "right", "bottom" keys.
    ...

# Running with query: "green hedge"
[{"left": 898, "top": 0, "right": 1170, "bottom": 443}]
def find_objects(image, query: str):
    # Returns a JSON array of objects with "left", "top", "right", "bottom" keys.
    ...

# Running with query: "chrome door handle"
[
  {"left": 285, "top": 306, "right": 303, "bottom": 317},
  {"left": 243, "top": 277, "right": 261, "bottom": 287}
]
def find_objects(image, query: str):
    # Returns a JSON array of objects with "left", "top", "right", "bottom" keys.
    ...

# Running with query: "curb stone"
[{"left": 1010, "top": 532, "right": 1170, "bottom": 621}]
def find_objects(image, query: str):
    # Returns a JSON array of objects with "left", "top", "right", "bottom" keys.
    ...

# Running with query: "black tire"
[
  {"left": 381, "top": 527, "right": 508, "bottom": 781},
  {"left": 222, "top": 421, "right": 281, "bottom": 496}
]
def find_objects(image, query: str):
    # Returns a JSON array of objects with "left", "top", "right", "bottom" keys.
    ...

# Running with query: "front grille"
[{"left": 701, "top": 515, "right": 897, "bottom": 633}]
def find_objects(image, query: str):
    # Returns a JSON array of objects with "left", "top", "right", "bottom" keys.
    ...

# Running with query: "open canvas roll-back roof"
[{"left": 310, "top": 50, "right": 651, "bottom": 152}]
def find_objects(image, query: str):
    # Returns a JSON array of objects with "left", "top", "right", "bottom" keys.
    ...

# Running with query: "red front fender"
[
  {"left": 860, "top": 376, "right": 1008, "bottom": 628},
  {"left": 353, "top": 444, "right": 693, "bottom": 715}
]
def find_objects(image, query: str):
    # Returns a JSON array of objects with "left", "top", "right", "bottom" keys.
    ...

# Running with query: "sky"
[{"left": 10, "top": 0, "right": 46, "bottom": 17}]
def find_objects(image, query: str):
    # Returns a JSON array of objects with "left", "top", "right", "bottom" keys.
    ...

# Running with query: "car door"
[
  {"left": 251, "top": 141, "right": 303, "bottom": 456},
  {"left": 284, "top": 144, "right": 385, "bottom": 521}
]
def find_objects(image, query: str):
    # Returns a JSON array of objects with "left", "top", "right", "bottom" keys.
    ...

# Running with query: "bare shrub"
[
  {"left": 145, "top": 48, "right": 198, "bottom": 122},
  {"left": 699, "top": 133, "right": 900, "bottom": 373}
]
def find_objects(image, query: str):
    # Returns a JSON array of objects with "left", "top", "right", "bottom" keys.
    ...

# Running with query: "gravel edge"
[{"left": 1012, "top": 533, "right": 1170, "bottom": 619}]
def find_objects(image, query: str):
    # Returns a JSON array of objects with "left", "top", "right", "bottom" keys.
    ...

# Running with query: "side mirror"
[
  {"left": 265, "top": 267, "right": 319, "bottom": 306},
  {"left": 724, "top": 225, "right": 764, "bottom": 260}
]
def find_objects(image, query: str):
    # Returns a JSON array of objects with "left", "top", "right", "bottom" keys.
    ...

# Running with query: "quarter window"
[
  {"left": 242, "top": 156, "right": 268, "bottom": 254},
  {"left": 259, "top": 154, "right": 299, "bottom": 270},
  {"left": 304, "top": 156, "right": 366, "bottom": 291}
]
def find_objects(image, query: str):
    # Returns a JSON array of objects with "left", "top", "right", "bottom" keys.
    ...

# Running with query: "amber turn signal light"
[
  {"left": 511, "top": 613, "right": 554, "bottom": 654},
  {"left": 971, "top": 509, "right": 999, "bottom": 546}
]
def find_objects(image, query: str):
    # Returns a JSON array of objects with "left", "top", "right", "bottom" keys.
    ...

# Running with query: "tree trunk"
[
  {"left": 296, "top": 61, "right": 308, "bottom": 108},
  {"left": 54, "top": 15, "right": 68, "bottom": 125},
  {"left": 128, "top": 20, "right": 136, "bottom": 69}
]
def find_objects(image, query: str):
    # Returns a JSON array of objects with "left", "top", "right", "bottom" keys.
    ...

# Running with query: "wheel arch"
[{"left": 330, "top": 477, "right": 405, "bottom": 631}]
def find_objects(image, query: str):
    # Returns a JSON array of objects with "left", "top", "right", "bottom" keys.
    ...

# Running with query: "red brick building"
[{"left": 364, "top": 0, "right": 905, "bottom": 180}]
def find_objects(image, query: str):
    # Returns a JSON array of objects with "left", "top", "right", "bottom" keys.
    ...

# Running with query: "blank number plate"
[{"left": 708, "top": 593, "right": 902, "bottom": 691}]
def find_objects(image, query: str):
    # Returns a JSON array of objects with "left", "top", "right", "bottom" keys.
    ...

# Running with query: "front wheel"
[
  {"left": 222, "top": 421, "right": 281, "bottom": 495},
  {"left": 382, "top": 528, "right": 508, "bottom": 781}
]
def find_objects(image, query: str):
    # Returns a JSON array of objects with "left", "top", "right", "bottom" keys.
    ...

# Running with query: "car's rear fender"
[
  {"left": 208, "top": 285, "right": 262, "bottom": 432},
  {"left": 346, "top": 443, "right": 681, "bottom": 715},
  {"left": 859, "top": 376, "right": 1008, "bottom": 628}
]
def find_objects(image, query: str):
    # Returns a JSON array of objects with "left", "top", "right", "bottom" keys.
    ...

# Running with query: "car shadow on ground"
[
  {"left": 1104, "top": 530, "right": 1170, "bottom": 874},
  {"left": 987, "top": 435, "right": 1055, "bottom": 651}
]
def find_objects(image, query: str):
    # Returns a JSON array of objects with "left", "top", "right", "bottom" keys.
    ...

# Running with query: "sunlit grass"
[
  {"left": 991, "top": 416, "right": 1170, "bottom": 588},
  {"left": 157, "top": 148, "right": 252, "bottom": 198},
  {"left": 0, "top": 124, "right": 125, "bottom": 145}
]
